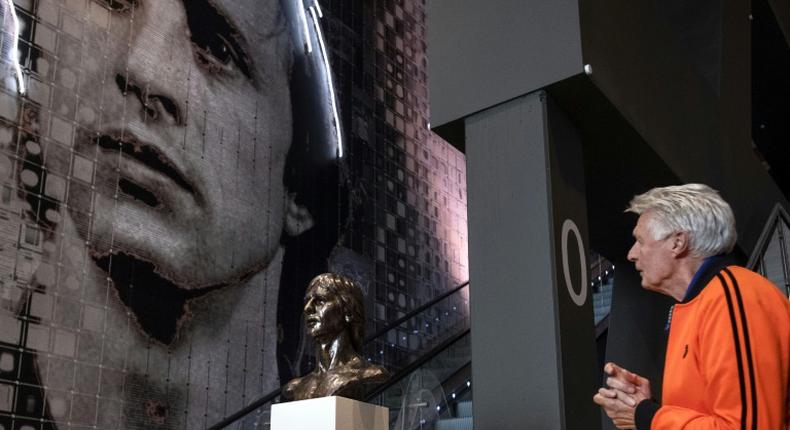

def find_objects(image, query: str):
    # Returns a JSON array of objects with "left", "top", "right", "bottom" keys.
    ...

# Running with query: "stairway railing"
[{"left": 365, "top": 328, "right": 470, "bottom": 401}]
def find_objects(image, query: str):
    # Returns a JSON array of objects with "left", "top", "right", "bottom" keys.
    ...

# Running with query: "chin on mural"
[
  {"left": 1, "top": 0, "right": 472, "bottom": 428},
  {"left": 0, "top": 0, "right": 346, "bottom": 428}
]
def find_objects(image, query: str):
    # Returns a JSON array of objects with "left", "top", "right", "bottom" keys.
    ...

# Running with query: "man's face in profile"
[
  {"left": 627, "top": 212, "right": 676, "bottom": 295},
  {"left": 45, "top": 0, "right": 293, "bottom": 289},
  {"left": 304, "top": 283, "right": 347, "bottom": 341}
]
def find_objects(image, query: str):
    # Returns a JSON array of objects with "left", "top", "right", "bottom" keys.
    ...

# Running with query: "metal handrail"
[
  {"left": 207, "top": 280, "right": 470, "bottom": 430},
  {"left": 364, "top": 281, "right": 469, "bottom": 343}
]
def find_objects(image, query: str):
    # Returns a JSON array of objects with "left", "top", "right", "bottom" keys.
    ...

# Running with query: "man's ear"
[
  {"left": 284, "top": 193, "right": 315, "bottom": 237},
  {"left": 670, "top": 231, "right": 690, "bottom": 257}
]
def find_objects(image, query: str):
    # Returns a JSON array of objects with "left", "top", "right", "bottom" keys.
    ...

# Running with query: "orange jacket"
[{"left": 636, "top": 263, "right": 790, "bottom": 430}]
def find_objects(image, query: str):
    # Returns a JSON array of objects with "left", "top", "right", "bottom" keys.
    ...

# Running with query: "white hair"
[{"left": 626, "top": 183, "right": 737, "bottom": 257}]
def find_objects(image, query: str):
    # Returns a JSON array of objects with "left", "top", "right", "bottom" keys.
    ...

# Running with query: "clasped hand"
[{"left": 592, "top": 362, "right": 652, "bottom": 430}]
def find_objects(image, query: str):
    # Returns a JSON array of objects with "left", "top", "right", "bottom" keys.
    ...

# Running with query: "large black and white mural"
[{"left": 0, "top": 0, "right": 468, "bottom": 428}]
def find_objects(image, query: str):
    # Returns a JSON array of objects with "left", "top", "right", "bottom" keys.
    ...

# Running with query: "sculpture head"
[
  {"left": 303, "top": 273, "right": 365, "bottom": 351},
  {"left": 284, "top": 272, "right": 387, "bottom": 401}
]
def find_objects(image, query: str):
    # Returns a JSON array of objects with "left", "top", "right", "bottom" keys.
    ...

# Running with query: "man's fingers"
[
  {"left": 602, "top": 386, "right": 637, "bottom": 406},
  {"left": 624, "top": 371, "right": 644, "bottom": 385},
  {"left": 605, "top": 362, "right": 652, "bottom": 399},
  {"left": 595, "top": 373, "right": 638, "bottom": 430},
  {"left": 593, "top": 391, "right": 618, "bottom": 406},
  {"left": 607, "top": 376, "right": 637, "bottom": 394},
  {"left": 605, "top": 362, "right": 640, "bottom": 385},
  {"left": 634, "top": 374, "right": 651, "bottom": 387},
  {"left": 598, "top": 387, "right": 617, "bottom": 398},
  {"left": 605, "top": 362, "right": 632, "bottom": 377},
  {"left": 593, "top": 393, "right": 609, "bottom": 406},
  {"left": 594, "top": 389, "right": 636, "bottom": 407},
  {"left": 617, "top": 390, "right": 637, "bottom": 407},
  {"left": 604, "top": 362, "right": 622, "bottom": 376}
]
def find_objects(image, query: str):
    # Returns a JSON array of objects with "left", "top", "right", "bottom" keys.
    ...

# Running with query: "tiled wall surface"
[
  {"left": 0, "top": 0, "right": 468, "bottom": 428},
  {"left": 318, "top": 0, "right": 469, "bottom": 372}
]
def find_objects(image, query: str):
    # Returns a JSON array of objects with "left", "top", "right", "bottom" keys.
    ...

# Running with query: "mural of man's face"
[
  {"left": 13, "top": 1, "right": 304, "bottom": 427},
  {"left": 46, "top": 0, "right": 294, "bottom": 289}
]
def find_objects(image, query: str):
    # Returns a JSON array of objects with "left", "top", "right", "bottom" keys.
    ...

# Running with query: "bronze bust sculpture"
[{"left": 282, "top": 273, "right": 389, "bottom": 401}]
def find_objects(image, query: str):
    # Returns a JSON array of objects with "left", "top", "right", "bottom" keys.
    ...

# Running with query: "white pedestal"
[{"left": 271, "top": 396, "right": 388, "bottom": 430}]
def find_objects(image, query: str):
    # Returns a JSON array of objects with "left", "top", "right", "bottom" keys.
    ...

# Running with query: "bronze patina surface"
[{"left": 282, "top": 273, "right": 389, "bottom": 401}]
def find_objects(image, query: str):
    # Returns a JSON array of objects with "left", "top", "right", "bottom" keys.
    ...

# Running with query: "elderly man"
[{"left": 593, "top": 184, "right": 790, "bottom": 430}]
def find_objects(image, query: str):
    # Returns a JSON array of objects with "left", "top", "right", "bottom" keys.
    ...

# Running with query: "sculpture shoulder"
[
  {"left": 333, "top": 363, "right": 389, "bottom": 391},
  {"left": 343, "top": 357, "right": 389, "bottom": 381},
  {"left": 328, "top": 364, "right": 388, "bottom": 400},
  {"left": 357, "top": 363, "right": 389, "bottom": 383},
  {"left": 281, "top": 377, "right": 299, "bottom": 399},
  {"left": 282, "top": 374, "right": 317, "bottom": 400},
  {"left": 282, "top": 361, "right": 389, "bottom": 401}
]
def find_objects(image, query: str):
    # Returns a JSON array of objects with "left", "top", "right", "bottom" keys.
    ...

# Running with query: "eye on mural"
[{"left": 0, "top": 0, "right": 469, "bottom": 429}]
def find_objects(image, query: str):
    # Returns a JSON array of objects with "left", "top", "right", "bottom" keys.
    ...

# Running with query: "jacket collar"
[{"left": 681, "top": 254, "right": 738, "bottom": 303}]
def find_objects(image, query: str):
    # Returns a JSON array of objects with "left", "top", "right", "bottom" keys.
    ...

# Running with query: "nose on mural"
[{"left": 0, "top": 1, "right": 471, "bottom": 430}]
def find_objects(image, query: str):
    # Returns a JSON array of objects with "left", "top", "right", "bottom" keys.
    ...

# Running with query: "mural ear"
[{"left": 284, "top": 194, "right": 315, "bottom": 237}]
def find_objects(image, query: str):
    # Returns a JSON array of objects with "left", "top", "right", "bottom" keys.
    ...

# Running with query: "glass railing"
[
  {"left": 367, "top": 329, "right": 471, "bottom": 430},
  {"left": 208, "top": 282, "right": 470, "bottom": 430}
]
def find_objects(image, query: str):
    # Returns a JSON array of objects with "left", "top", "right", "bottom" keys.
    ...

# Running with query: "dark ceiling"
[
  {"left": 432, "top": 0, "right": 790, "bottom": 260},
  {"left": 752, "top": 0, "right": 790, "bottom": 202}
]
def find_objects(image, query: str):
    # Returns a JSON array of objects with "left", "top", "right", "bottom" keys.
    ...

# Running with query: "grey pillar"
[{"left": 466, "top": 91, "right": 599, "bottom": 429}]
